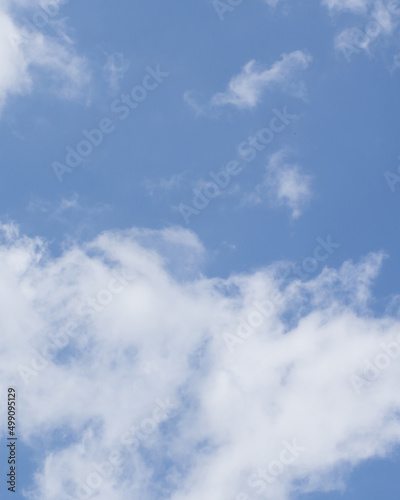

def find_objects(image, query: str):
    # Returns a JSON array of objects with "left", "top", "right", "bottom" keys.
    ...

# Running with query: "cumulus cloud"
[
  {"left": 1, "top": 224, "right": 400, "bottom": 500},
  {"left": 0, "top": 0, "right": 89, "bottom": 114},
  {"left": 210, "top": 51, "right": 312, "bottom": 109},
  {"left": 244, "top": 150, "right": 312, "bottom": 219}
]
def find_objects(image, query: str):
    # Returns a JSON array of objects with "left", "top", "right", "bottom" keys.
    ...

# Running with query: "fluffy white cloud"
[
  {"left": 1, "top": 224, "right": 400, "bottom": 500},
  {"left": 0, "top": 0, "right": 89, "bottom": 114},
  {"left": 211, "top": 51, "right": 312, "bottom": 109},
  {"left": 244, "top": 150, "right": 312, "bottom": 218}
]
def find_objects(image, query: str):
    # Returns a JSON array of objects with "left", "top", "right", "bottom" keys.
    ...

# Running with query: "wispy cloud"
[
  {"left": 183, "top": 90, "right": 207, "bottom": 117},
  {"left": 334, "top": 2, "right": 398, "bottom": 55},
  {"left": 143, "top": 174, "right": 184, "bottom": 197},
  {"left": 324, "top": 0, "right": 400, "bottom": 61},
  {"left": 323, "top": 0, "right": 373, "bottom": 12},
  {"left": 0, "top": 0, "right": 90, "bottom": 114},
  {"left": 244, "top": 150, "right": 312, "bottom": 218},
  {"left": 210, "top": 51, "right": 312, "bottom": 109},
  {"left": 103, "top": 53, "right": 129, "bottom": 94}
]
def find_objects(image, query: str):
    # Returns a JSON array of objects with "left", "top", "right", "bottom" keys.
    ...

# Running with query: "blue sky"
[{"left": 1, "top": 0, "right": 400, "bottom": 499}]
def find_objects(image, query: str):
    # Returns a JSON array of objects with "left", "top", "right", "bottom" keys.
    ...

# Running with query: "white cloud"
[
  {"left": 323, "top": 0, "right": 400, "bottom": 60},
  {"left": 0, "top": 0, "right": 89, "bottom": 114},
  {"left": 335, "top": 25, "right": 373, "bottom": 55},
  {"left": 210, "top": 51, "right": 312, "bottom": 110},
  {"left": 1, "top": 224, "right": 400, "bottom": 500},
  {"left": 334, "top": 1, "right": 399, "bottom": 58},
  {"left": 244, "top": 150, "right": 312, "bottom": 218}
]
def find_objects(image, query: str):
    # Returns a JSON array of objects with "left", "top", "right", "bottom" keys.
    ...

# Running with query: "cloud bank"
[{"left": 0, "top": 224, "right": 400, "bottom": 500}]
